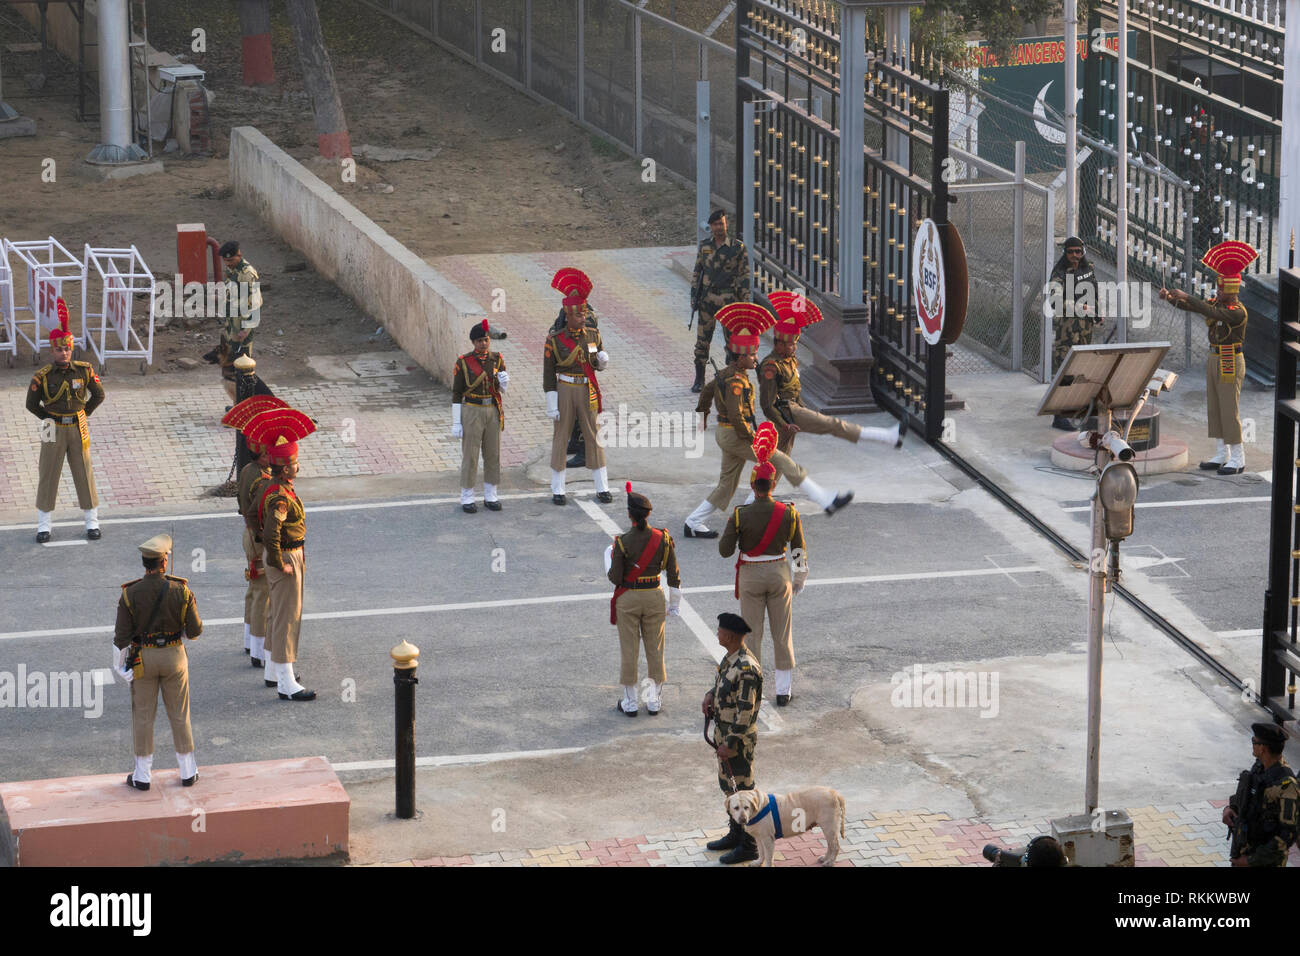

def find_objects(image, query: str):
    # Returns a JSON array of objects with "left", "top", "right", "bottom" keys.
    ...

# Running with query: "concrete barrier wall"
[{"left": 229, "top": 126, "right": 483, "bottom": 385}]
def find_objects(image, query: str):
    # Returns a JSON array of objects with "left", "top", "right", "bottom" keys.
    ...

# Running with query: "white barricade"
[
  {"left": 2, "top": 237, "right": 85, "bottom": 361},
  {"left": 83, "top": 245, "right": 156, "bottom": 374},
  {"left": 0, "top": 245, "right": 14, "bottom": 366}
]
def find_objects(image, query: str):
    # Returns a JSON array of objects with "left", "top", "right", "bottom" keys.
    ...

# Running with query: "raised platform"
[
  {"left": 0, "top": 756, "right": 349, "bottom": 866},
  {"left": 1050, "top": 433, "right": 1189, "bottom": 474}
]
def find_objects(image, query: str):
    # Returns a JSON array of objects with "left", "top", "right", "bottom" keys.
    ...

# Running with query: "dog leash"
[{"left": 703, "top": 714, "right": 739, "bottom": 794}]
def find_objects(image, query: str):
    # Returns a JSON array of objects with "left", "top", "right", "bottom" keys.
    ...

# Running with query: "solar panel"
[{"left": 1036, "top": 342, "right": 1172, "bottom": 417}]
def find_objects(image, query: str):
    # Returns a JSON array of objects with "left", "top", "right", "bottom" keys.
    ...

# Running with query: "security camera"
[
  {"left": 1098, "top": 430, "right": 1135, "bottom": 462},
  {"left": 1147, "top": 368, "right": 1177, "bottom": 393}
]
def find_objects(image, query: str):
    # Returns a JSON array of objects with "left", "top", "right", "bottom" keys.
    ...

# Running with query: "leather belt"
[
  {"left": 141, "top": 631, "right": 183, "bottom": 648},
  {"left": 282, "top": 539, "right": 305, "bottom": 549},
  {"left": 625, "top": 580, "right": 662, "bottom": 590},
  {"left": 557, "top": 373, "right": 588, "bottom": 384},
  {"left": 462, "top": 395, "right": 494, "bottom": 405},
  {"left": 1211, "top": 344, "right": 1243, "bottom": 353},
  {"left": 740, "top": 552, "right": 786, "bottom": 563},
  {"left": 54, "top": 415, "right": 80, "bottom": 425}
]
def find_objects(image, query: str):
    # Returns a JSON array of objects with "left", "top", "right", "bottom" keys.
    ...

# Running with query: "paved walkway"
[{"left": 391, "top": 800, "right": 1300, "bottom": 867}]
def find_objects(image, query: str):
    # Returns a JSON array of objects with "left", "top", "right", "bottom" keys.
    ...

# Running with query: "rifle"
[{"left": 1228, "top": 769, "right": 1253, "bottom": 858}]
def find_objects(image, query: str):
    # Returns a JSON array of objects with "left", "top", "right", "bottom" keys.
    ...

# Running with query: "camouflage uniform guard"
[
  {"left": 217, "top": 240, "right": 263, "bottom": 402},
  {"left": 1048, "top": 238, "right": 1101, "bottom": 430},
  {"left": 690, "top": 210, "right": 751, "bottom": 392},
  {"left": 702, "top": 611, "right": 763, "bottom": 864},
  {"left": 1225, "top": 722, "right": 1298, "bottom": 867}
]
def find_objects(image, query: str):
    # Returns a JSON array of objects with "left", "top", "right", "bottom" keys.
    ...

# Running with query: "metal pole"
[
  {"left": 926, "top": 85, "right": 950, "bottom": 443},
  {"left": 838, "top": 1, "right": 867, "bottom": 308},
  {"left": 1184, "top": 199, "right": 1194, "bottom": 369},
  {"left": 1085, "top": 406, "right": 1111, "bottom": 814},
  {"left": 86, "top": 0, "right": 145, "bottom": 164},
  {"left": 1064, "top": 0, "right": 1078, "bottom": 237},
  {"left": 1278, "top": 0, "right": 1300, "bottom": 273},
  {"left": 391, "top": 640, "right": 420, "bottom": 819},
  {"left": 576, "top": 0, "right": 585, "bottom": 124},
  {"left": 1116, "top": 0, "right": 1128, "bottom": 344},
  {"left": 633, "top": 12, "right": 643, "bottom": 155},
  {"left": 1044, "top": 186, "right": 1056, "bottom": 381},
  {"left": 1012, "top": 141, "right": 1026, "bottom": 371},
  {"left": 742, "top": 99, "right": 755, "bottom": 264},
  {"left": 697, "top": 81, "right": 711, "bottom": 240}
]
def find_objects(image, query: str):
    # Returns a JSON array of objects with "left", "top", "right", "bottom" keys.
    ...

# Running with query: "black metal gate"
[{"left": 736, "top": 0, "right": 951, "bottom": 440}]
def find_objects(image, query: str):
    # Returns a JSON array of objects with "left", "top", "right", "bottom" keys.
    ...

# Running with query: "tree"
[
  {"left": 285, "top": 0, "right": 351, "bottom": 159},
  {"left": 236, "top": 0, "right": 275, "bottom": 86}
]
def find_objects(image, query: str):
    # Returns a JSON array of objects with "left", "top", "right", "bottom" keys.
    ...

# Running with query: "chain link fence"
[{"left": 361, "top": 0, "right": 736, "bottom": 204}]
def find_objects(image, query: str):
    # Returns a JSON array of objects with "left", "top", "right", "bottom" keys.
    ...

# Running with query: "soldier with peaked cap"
[
  {"left": 1224, "top": 722, "right": 1298, "bottom": 866},
  {"left": 702, "top": 610, "right": 762, "bottom": 864},
  {"left": 685, "top": 302, "right": 852, "bottom": 538},
  {"left": 719, "top": 423, "right": 807, "bottom": 706},
  {"left": 114, "top": 533, "right": 203, "bottom": 790},
  {"left": 27, "top": 297, "right": 105, "bottom": 543},
  {"left": 759, "top": 291, "right": 902, "bottom": 479},
  {"left": 544, "top": 268, "right": 613, "bottom": 506},
  {"left": 452, "top": 319, "right": 508, "bottom": 513},
  {"left": 217, "top": 240, "right": 263, "bottom": 402},
  {"left": 606, "top": 482, "right": 682, "bottom": 716},
  {"left": 1160, "top": 239, "right": 1258, "bottom": 475},
  {"left": 247, "top": 409, "right": 317, "bottom": 701},
  {"left": 691, "top": 209, "right": 751, "bottom": 393}
]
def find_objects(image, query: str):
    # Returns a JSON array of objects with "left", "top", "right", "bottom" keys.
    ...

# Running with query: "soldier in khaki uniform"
[
  {"left": 606, "top": 482, "right": 682, "bottom": 716},
  {"left": 236, "top": 436, "right": 272, "bottom": 668},
  {"left": 114, "top": 533, "right": 203, "bottom": 790},
  {"left": 217, "top": 240, "right": 263, "bottom": 402},
  {"left": 702, "top": 611, "right": 763, "bottom": 864},
  {"left": 691, "top": 210, "right": 751, "bottom": 392},
  {"left": 759, "top": 291, "right": 902, "bottom": 479},
  {"left": 452, "top": 320, "right": 508, "bottom": 513},
  {"left": 1160, "top": 240, "right": 1257, "bottom": 476},
  {"left": 685, "top": 303, "right": 852, "bottom": 538},
  {"left": 719, "top": 423, "right": 807, "bottom": 707},
  {"left": 27, "top": 298, "right": 104, "bottom": 543},
  {"left": 544, "top": 269, "right": 612, "bottom": 506}
]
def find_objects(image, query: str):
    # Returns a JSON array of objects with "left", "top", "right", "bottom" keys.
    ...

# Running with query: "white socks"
[
  {"left": 644, "top": 681, "right": 662, "bottom": 713},
  {"left": 36, "top": 510, "right": 52, "bottom": 533},
  {"left": 263, "top": 652, "right": 277, "bottom": 684},
  {"left": 83, "top": 507, "right": 99, "bottom": 530},
  {"left": 133, "top": 754, "right": 154, "bottom": 785},
  {"left": 619, "top": 685, "right": 639, "bottom": 714},
  {"left": 686, "top": 500, "right": 716, "bottom": 531},
  {"left": 551, "top": 469, "right": 566, "bottom": 495},
  {"left": 1205, "top": 439, "right": 1227, "bottom": 465},
  {"left": 243, "top": 623, "right": 252, "bottom": 652},
  {"left": 484, "top": 483, "right": 499, "bottom": 503},
  {"left": 277, "top": 662, "right": 306, "bottom": 696},
  {"left": 797, "top": 477, "right": 835, "bottom": 510},
  {"left": 176, "top": 751, "right": 198, "bottom": 780},
  {"left": 1226, "top": 444, "right": 1245, "bottom": 470},
  {"left": 858, "top": 423, "right": 900, "bottom": 446},
  {"left": 460, "top": 488, "right": 475, "bottom": 505},
  {"left": 774, "top": 669, "right": 794, "bottom": 696},
  {"left": 250, "top": 635, "right": 266, "bottom": 661},
  {"left": 593, "top": 467, "right": 610, "bottom": 494}
]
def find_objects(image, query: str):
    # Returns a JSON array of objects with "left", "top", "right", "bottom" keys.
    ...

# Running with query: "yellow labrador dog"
[{"left": 727, "top": 787, "right": 846, "bottom": 867}]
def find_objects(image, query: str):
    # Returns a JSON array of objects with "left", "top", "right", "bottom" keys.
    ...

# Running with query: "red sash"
[
  {"left": 557, "top": 330, "right": 603, "bottom": 414},
  {"left": 734, "top": 502, "right": 788, "bottom": 598},
  {"left": 611, "top": 528, "right": 664, "bottom": 625},
  {"left": 464, "top": 352, "right": 504, "bottom": 429}
]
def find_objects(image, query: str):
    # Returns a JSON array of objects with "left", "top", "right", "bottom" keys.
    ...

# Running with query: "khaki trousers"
[
  {"left": 551, "top": 380, "right": 606, "bottom": 471},
  {"left": 776, "top": 403, "right": 861, "bottom": 457},
  {"left": 739, "top": 559, "right": 795, "bottom": 670},
  {"left": 1206, "top": 353, "right": 1245, "bottom": 444},
  {"left": 36, "top": 419, "right": 98, "bottom": 511},
  {"left": 460, "top": 402, "right": 501, "bottom": 488},
  {"left": 706, "top": 425, "right": 807, "bottom": 513},
  {"left": 131, "top": 643, "right": 194, "bottom": 756},
  {"left": 615, "top": 587, "right": 667, "bottom": 685},
  {"left": 264, "top": 546, "right": 304, "bottom": 664},
  {"left": 242, "top": 527, "right": 269, "bottom": 635}
]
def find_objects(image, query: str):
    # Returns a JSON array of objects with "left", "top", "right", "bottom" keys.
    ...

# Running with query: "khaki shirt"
[
  {"left": 261, "top": 482, "right": 305, "bottom": 569},
  {"left": 719, "top": 498, "right": 806, "bottom": 560},
  {"left": 114, "top": 573, "right": 202, "bottom": 649},
  {"left": 758, "top": 352, "right": 801, "bottom": 424},
  {"left": 452, "top": 351, "right": 506, "bottom": 403},
  {"left": 26, "top": 361, "right": 105, "bottom": 419},
  {"left": 237, "top": 461, "right": 270, "bottom": 518},
  {"left": 608, "top": 526, "right": 681, "bottom": 589},
  {"left": 543, "top": 325, "right": 604, "bottom": 393},
  {"left": 711, "top": 648, "right": 762, "bottom": 752},
  {"left": 1174, "top": 294, "right": 1247, "bottom": 346},
  {"left": 700, "top": 364, "right": 756, "bottom": 442}
]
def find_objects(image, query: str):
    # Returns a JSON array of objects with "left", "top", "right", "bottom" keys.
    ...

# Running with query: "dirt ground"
[{"left": 0, "top": 0, "right": 696, "bottom": 379}]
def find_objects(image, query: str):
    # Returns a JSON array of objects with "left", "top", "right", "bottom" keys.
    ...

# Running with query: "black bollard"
[{"left": 391, "top": 640, "right": 420, "bottom": 818}]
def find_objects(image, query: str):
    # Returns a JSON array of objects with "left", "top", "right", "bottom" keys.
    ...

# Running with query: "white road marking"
[
  {"left": 1259, "top": 471, "right": 1273, "bottom": 483},
  {"left": 0, "top": 492, "right": 565, "bottom": 532},
  {"left": 0, "top": 565, "right": 1049, "bottom": 642},
  {"left": 1214, "top": 629, "right": 1260, "bottom": 640},
  {"left": 41, "top": 539, "right": 87, "bottom": 547},
  {"left": 331, "top": 746, "right": 586, "bottom": 773},
  {"left": 1061, "top": 496, "right": 1270, "bottom": 513}
]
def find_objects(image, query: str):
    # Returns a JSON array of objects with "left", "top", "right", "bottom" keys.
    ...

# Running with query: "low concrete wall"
[{"left": 229, "top": 126, "right": 483, "bottom": 385}]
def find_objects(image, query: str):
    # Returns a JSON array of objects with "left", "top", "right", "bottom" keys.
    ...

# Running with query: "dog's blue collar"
[{"left": 749, "top": 793, "right": 782, "bottom": 839}]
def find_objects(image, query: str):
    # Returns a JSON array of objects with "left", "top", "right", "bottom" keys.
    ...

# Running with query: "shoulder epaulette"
[
  {"left": 165, "top": 574, "right": 189, "bottom": 585},
  {"left": 72, "top": 360, "right": 94, "bottom": 370},
  {"left": 121, "top": 578, "right": 142, "bottom": 589},
  {"left": 33, "top": 364, "right": 52, "bottom": 379}
]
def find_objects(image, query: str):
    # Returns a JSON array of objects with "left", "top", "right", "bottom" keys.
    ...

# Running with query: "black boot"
[
  {"left": 1051, "top": 415, "right": 1074, "bottom": 431},
  {"left": 566, "top": 424, "right": 586, "bottom": 468},
  {"left": 691, "top": 361, "right": 706, "bottom": 393},
  {"left": 706, "top": 819, "right": 742, "bottom": 852},
  {"left": 566, "top": 422, "right": 583, "bottom": 455},
  {"left": 719, "top": 830, "right": 758, "bottom": 865}
]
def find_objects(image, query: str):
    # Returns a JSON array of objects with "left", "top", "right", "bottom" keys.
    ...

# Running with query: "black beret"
[
  {"left": 1252, "top": 722, "right": 1287, "bottom": 750},
  {"left": 218, "top": 240, "right": 240, "bottom": 258},
  {"left": 708, "top": 209, "right": 727, "bottom": 224},
  {"left": 626, "top": 485, "right": 652, "bottom": 513},
  {"left": 717, "top": 612, "right": 751, "bottom": 636},
  {"left": 469, "top": 320, "right": 489, "bottom": 341}
]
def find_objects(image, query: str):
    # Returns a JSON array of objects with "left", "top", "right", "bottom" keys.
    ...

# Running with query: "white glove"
[
  {"left": 114, "top": 646, "right": 134, "bottom": 683},
  {"left": 497, "top": 370, "right": 509, "bottom": 391},
  {"left": 667, "top": 586, "right": 683, "bottom": 617},
  {"left": 793, "top": 571, "right": 808, "bottom": 596},
  {"left": 595, "top": 349, "right": 610, "bottom": 371},
  {"left": 451, "top": 403, "right": 463, "bottom": 438},
  {"left": 603, "top": 543, "right": 613, "bottom": 575},
  {"left": 545, "top": 391, "right": 560, "bottom": 421}
]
